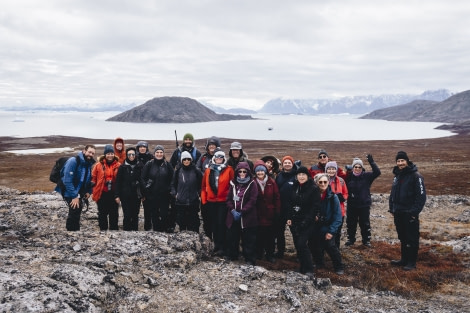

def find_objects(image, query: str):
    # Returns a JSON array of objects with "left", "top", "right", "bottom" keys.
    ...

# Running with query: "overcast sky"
[{"left": 1, "top": 1, "right": 469, "bottom": 109}]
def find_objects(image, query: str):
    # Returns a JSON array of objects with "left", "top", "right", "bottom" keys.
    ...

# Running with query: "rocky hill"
[{"left": 106, "top": 96, "right": 254, "bottom": 123}]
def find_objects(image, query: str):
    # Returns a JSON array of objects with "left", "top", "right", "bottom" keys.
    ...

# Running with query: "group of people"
[{"left": 56, "top": 135, "right": 426, "bottom": 275}]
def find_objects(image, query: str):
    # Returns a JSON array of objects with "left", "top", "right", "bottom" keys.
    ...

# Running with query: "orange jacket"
[
  {"left": 329, "top": 176, "right": 348, "bottom": 217},
  {"left": 201, "top": 165, "right": 234, "bottom": 204},
  {"left": 114, "top": 137, "right": 126, "bottom": 164},
  {"left": 91, "top": 155, "right": 120, "bottom": 202}
]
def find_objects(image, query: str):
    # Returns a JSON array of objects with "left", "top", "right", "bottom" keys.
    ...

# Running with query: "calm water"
[{"left": 0, "top": 110, "right": 453, "bottom": 141}]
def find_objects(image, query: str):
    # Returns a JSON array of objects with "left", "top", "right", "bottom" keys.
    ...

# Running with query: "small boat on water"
[{"left": 268, "top": 127, "right": 273, "bottom": 131}]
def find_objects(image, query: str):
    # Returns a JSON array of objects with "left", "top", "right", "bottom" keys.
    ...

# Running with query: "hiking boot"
[
  {"left": 403, "top": 263, "right": 416, "bottom": 271},
  {"left": 335, "top": 269, "right": 345, "bottom": 275},
  {"left": 390, "top": 259, "right": 406, "bottom": 266},
  {"left": 345, "top": 240, "right": 355, "bottom": 246},
  {"left": 363, "top": 242, "right": 371, "bottom": 247}
]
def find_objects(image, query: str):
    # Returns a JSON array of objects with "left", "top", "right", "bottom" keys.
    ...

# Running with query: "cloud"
[{"left": 1, "top": 0, "right": 469, "bottom": 109}]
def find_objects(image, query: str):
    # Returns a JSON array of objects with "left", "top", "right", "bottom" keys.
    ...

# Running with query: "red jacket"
[
  {"left": 329, "top": 176, "right": 348, "bottom": 217},
  {"left": 91, "top": 156, "right": 120, "bottom": 202},
  {"left": 113, "top": 137, "right": 126, "bottom": 164},
  {"left": 255, "top": 176, "right": 281, "bottom": 226},
  {"left": 201, "top": 165, "right": 234, "bottom": 204}
]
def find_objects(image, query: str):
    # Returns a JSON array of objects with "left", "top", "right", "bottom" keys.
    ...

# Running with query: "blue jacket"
[
  {"left": 389, "top": 162, "right": 426, "bottom": 216},
  {"left": 56, "top": 152, "right": 94, "bottom": 199},
  {"left": 317, "top": 187, "right": 343, "bottom": 236}
]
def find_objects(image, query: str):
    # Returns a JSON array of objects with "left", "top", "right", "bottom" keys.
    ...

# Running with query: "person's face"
[
  {"left": 105, "top": 152, "right": 115, "bottom": 161},
  {"left": 115, "top": 142, "right": 123, "bottom": 151},
  {"left": 127, "top": 150, "right": 136, "bottom": 160},
  {"left": 183, "top": 138, "right": 193, "bottom": 148},
  {"left": 231, "top": 149, "right": 241, "bottom": 158},
  {"left": 84, "top": 148, "right": 95, "bottom": 161},
  {"left": 256, "top": 169, "right": 266, "bottom": 180},
  {"left": 265, "top": 160, "right": 273, "bottom": 170},
  {"left": 326, "top": 167, "right": 336, "bottom": 177},
  {"left": 396, "top": 159, "right": 408, "bottom": 170},
  {"left": 318, "top": 154, "right": 329, "bottom": 165},
  {"left": 238, "top": 168, "right": 248, "bottom": 178},
  {"left": 297, "top": 173, "right": 308, "bottom": 184},
  {"left": 182, "top": 158, "right": 192, "bottom": 166},
  {"left": 353, "top": 164, "right": 363, "bottom": 174},
  {"left": 154, "top": 150, "right": 164, "bottom": 160},
  {"left": 317, "top": 177, "right": 329, "bottom": 192},
  {"left": 208, "top": 144, "right": 217, "bottom": 154},
  {"left": 139, "top": 146, "right": 147, "bottom": 153},
  {"left": 214, "top": 155, "right": 224, "bottom": 164},
  {"left": 283, "top": 160, "right": 293, "bottom": 172}
]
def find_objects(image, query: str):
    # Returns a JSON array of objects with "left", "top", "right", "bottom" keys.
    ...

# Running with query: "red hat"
[{"left": 281, "top": 156, "right": 294, "bottom": 165}]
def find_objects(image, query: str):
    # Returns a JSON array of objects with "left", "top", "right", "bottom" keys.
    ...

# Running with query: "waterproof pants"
[
  {"left": 346, "top": 205, "right": 371, "bottom": 244},
  {"left": 290, "top": 223, "right": 314, "bottom": 274},
  {"left": 65, "top": 197, "right": 83, "bottom": 231},
  {"left": 207, "top": 201, "right": 228, "bottom": 253},
  {"left": 257, "top": 225, "right": 276, "bottom": 259},
  {"left": 97, "top": 191, "right": 119, "bottom": 231},
  {"left": 121, "top": 196, "right": 141, "bottom": 231},
  {"left": 176, "top": 203, "right": 200, "bottom": 233},
  {"left": 394, "top": 211, "right": 420, "bottom": 265},
  {"left": 226, "top": 222, "right": 257, "bottom": 264}
]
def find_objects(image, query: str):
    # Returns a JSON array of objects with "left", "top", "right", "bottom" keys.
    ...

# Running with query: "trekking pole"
[{"left": 174, "top": 130, "right": 179, "bottom": 148}]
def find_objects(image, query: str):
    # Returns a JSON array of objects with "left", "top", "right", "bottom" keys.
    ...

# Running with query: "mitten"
[
  {"left": 231, "top": 210, "right": 241, "bottom": 221},
  {"left": 366, "top": 154, "right": 374, "bottom": 163}
]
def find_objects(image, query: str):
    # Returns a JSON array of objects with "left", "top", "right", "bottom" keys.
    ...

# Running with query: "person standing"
[
  {"left": 170, "top": 133, "right": 201, "bottom": 169},
  {"left": 344, "top": 154, "right": 381, "bottom": 247},
  {"left": 142, "top": 145, "right": 174, "bottom": 232},
  {"left": 274, "top": 155, "right": 298, "bottom": 259},
  {"left": 286, "top": 166, "right": 320, "bottom": 278},
  {"left": 196, "top": 136, "right": 221, "bottom": 171},
  {"left": 113, "top": 137, "right": 126, "bottom": 164},
  {"left": 254, "top": 160, "right": 281, "bottom": 263},
  {"left": 136, "top": 140, "right": 154, "bottom": 230},
  {"left": 325, "top": 161, "right": 348, "bottom": 248},
  {"left": 226, "top": 162, "right": 259, "bottom": 265},
  {"left": 115, "top": 147, "right": 144, "bottom": 231},
  {"left": 201, "top": 150, "right": 234, "bottom": 256},
  {"left": 92, "top": 144, "right": 121, "bottom": 231},
  {"left": 309, "top": 149, "right": 346, "bottom": 180},
  {"left": 170, "top": 151, "right": 203, "bottom": 233},
  {"left": 57, "top": 144, "right": 96, "bottom": 231},
  {"left": 389, "top": 151, "right": 426, "bottom": 271},
  {"left": 261, "top": 155, "right": 280, "bottom": 179},
  {"left": 312, "top": 173, "right": 345, "bottom": 275}
]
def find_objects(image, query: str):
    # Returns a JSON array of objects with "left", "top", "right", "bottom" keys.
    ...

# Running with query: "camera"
[{"left": 106, "top": 180, "right": 113, "bottom": 191}]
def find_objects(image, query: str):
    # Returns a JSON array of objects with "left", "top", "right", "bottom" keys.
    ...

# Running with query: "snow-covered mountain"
[{"left": 258, "top": 89, "right": 452, "bottom": 114}]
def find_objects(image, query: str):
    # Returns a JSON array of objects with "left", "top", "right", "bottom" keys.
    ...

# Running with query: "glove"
[
  {"left": 336, "top": 193, "right": 345, "bottom": 202},
  {"left": 231, "top": 210, "right": 241, "bottom": 221},
  {"left": 345, "top": 165, "right": 353, "bottom": 171},
  {"left": 366, "top": 154, "right": 374, "bottom": 163}
]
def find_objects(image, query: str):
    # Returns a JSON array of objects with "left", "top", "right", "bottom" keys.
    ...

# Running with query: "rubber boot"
[
  {"left": 403, "top": 246, "right": 418, "bottom": 271},
  {"left": 391, "top": 243, "right": 407, "bottom": 266}
]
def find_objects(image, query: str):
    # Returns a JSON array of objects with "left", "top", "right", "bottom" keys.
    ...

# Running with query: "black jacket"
[
  {"left": 115, "top": 160, "right": 144, "bottom": 199},
  {"left": 389, "top": 162, "right": 426, "bottom": 216},
  {"left": 170, "top": 164, "right": 203, "bottom": 206},
  {"left": 287, "top": 178, "right": 321, "bottom": 227},
  {"left": 345, "top": 161, "right": 381, "bottom": 208},
  {"left": 275, "top": 166, "right": 298, "bottom": 219},
  {"left": 142, "top": 159, "right": 174, "bottom": 198}
]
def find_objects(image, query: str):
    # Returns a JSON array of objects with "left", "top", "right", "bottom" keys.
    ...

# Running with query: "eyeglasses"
[
  {"left": 354, "top": 166, "right": 362, "bottom": 169},
  {"left": 318, "top": 181, "right": 329, "bottom": 184},
  {"left": 318, "top": 155, "right": 328, "bottom": 159},
  {"left": 238, "top": 170, "right": 247, "bottom": 173},
  {"left": 127, "top": 153, "right": 135, "bottom": 156},
  {"left": 182, "top": 158, "right": 191, "bottom": 161}
]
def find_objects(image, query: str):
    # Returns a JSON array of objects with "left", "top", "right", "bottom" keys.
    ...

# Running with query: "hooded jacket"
[
  {"left": 201, "top": 157, "right": 234, "bottom": 204},
  {"left": 91, "top": 155, "right": 121, "bottom": 202},
  {"left": 287, "top": 177, "right": 321, "bottom": 227},
  {"left": 226, "top": 162, "right": 258, "bottom": 229},
  {"left": 113, "top": 137, "right": 126, "bottom": 164},
  {"left": 57, "top": 151, "right": 95, "bottom": 199},
  {"left": 114, "top": 151, "right": 144, "bottom": 200},
  {"left": 141, "top": 158, "right": 174, "bottom": 199},
  {"left": 170, "top": 163, "right": 203, "bottom": 206},
  {"left": 275, "top": 162, "right": 299, "bottom": 219},
  {"left": 345, "top": 159, "right": 381, "bottom": 208},
  {"left": 254, "top": 160, "right": 281, "bottom": 226},
  {"left": 317, "top": 186, "right": 343, "bottom": 235},
  {"left": 389, "top": 162, "right": 426, "bottom": 216}
]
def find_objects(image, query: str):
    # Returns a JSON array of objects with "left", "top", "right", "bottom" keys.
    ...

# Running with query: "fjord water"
[{"left": 0, "top": 110, "right": 453, "bottom": 141}]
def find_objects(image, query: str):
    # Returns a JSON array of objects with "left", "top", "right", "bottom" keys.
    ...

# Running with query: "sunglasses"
[
  {"left": 182, "top": 158, "right": 191, "bottom": 161},
  {"left": 318, "top": 155, "right": 328, "bottom": 159},
  {"left": 318, "top": 181, "right": 329, "bottom": 184},
  {"left": 127, "top": 153, "right": 135, "bottom": 156},
  {"left": 238, "top": 170, "right": 248, "bottom": 174},
  {"left": 215, "top": 155, "right": 224, "bottom": 159},
  {"left": 354, "top": 166, "right": 362, "bottom": 169}
]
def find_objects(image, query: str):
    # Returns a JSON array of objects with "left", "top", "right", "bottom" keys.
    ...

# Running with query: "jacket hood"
[
  {"left": 261, "top": 155, "right": 280, "bottom": 173},
  {"left": 136, "top": 141, "right": 149, "bottom": 153},
  {"left": 205, "top": 136, "right": 221, "bottom": 151},
  {"left": 98, "top": 155, "right": 119, "bottom": 163},
  {"left": 113, "top": 137, "right": 124, "bottom": 149},
  {"left": 235, "top": 161, "right": 251, "bottom": 173}
]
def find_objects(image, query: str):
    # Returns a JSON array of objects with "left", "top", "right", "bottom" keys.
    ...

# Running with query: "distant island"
[{"left": 106, "top": 96, "right": 255, "bottom": 123}]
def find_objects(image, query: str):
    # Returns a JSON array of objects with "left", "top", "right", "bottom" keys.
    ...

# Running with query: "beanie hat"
[
  {"left": 183, "top": 133, "right": 194, "bottom": 142},
  {"left": 104, "top": 144, "right": 114, "bottom": 155},
  {"left": 352, "top": 157, "right": 363, "bottom": 168},
  {"left": 296, "top": 166, "right": 310, "bottom": 176},
  {"left": 318, "top": 149, "right": 329, "bottom": 158},
  {"left": 181, "top": 151, "right": 192, "bottom": 161},
  {"left": 154, "top": 145, "right": 164, "bottom": 153},
  {"left": 214, "top": 150, "right": 225, "bottom": 159},
  {"left": 254, "top": 165, "right": 267, "bottom": 174},
  {"left": 136, "top": 141, "right": 148, "bottom": 149},
  {"left": 281, "top": 155, "right": 295, "bottom": 165},
  {"left": 230, "top": 141, "right": 242, "bottom": 150},
  {"left": 325, "top": 161, "right": 338, "bottom": 172},
  {"left": 396, "top": 151, "right": 409, "bottom": 162}
]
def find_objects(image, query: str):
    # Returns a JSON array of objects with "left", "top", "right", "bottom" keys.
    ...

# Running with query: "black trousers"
[
  {"left": 274, "top": 217, "right": 287, "bottom": 256},
  {"left": 227, "top": 222, "right": 257, "bottom": 264},
  {"left": 394, "top": 211, "right": 420, "bottom": 264},
  {"left": 176, "top": 203, "right": 200, "bottom": 233},
  {"left": 311, "top": 230, "right": 344, "bottom": 271},
  {"left": 121, "top": 196, "right": 141, "bottom": 231},
  {"left": 257, "top": 225, "right": 276, "bottom": 259},
  {"left": 290, "top": 223, "right": 314, "bottom": 273},
  {"left": 207, "top": 201, "right": 228, "bottom": 252},
  {"left": 65, "top": 197, "right": 83, "bottom": 231},
  {"left": 143, "top": 198, "right": 153, "bottom": 231},
  {"left": 148, "top": 193, "right": 171, "bottom": 232},
  {"left": 346, "top": 205, "right": 371, "bottom": 244},
  {"left": 97, "top": 191, "right": 119, "bottom": 231}
]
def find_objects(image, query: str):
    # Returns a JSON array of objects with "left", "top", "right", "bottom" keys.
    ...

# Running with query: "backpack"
[
  {"left": 177, "top": 147, "right": 198, "bottom": 163},
  {"left": 50, "top": 155, "right": 80, "bottom": 186}
]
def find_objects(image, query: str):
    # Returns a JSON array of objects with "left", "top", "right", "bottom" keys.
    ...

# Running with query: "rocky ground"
[{"left": 0, "top": 135, "right": 469, "bottom": 312}]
